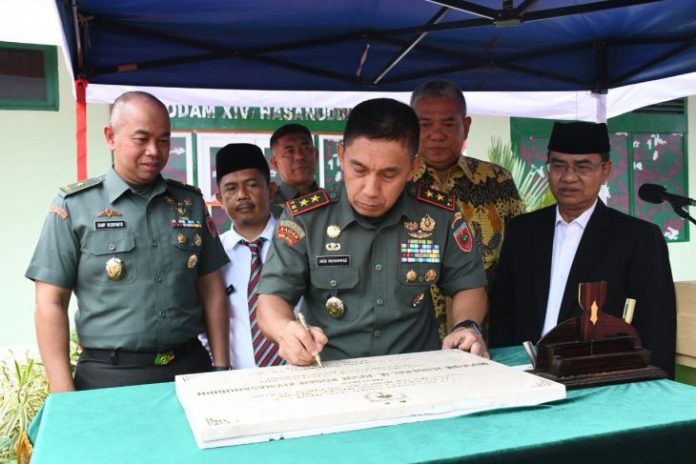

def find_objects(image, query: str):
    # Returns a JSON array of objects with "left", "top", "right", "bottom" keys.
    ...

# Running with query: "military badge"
[
  {"left": 325, "top": 242, "right": 341, "bottom": 252},
  {"left": 400, "top": 239, "right": 441, "bottom": 263},
  {"left": 276, "top": 219, "right": 305, "bottom": 247},
  {"left": 326, "top": 224, "right": 341, "bottom": 238},
  {"left": 187, "top": 254, "right": 199, "bottom": 269},
  {"left": 424, "top": 269, "right": 437, "bottom": 283},
  {"left": 412, "top": 291, "right": 426, "bottom": 307},
  {"left": 406, "top": 269, "right": 417, "bottom": 282},
  {"left": 288, "top": 189, "right": 331, "bottom": 216},
  {"left": 177, "top": 233, "right": 187, "bottom": 245},
  {"left": 326, "top": 296, "right": 345, "bottom": 318},
  {"left": 97, "top": 208, "right": 122, "bottom": 218},
  {"left": 193, "top": 233, "right": 202, "bottom": 247},
  {"left": 453, "top": 220, "right": 473, "bottom": 253},
  {"left": 105, "top": 257, "right": 124, "bottom": 280},
  {"left": 415, "top": 184, "right": 455, "bottom": 211},
  {"left": 403, "top": 219, "right": 419, "bottom": 234}
]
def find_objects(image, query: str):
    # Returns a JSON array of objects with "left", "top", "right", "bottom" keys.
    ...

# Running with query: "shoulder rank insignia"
[
  {"left": 416, "top": 184, "right": 455, "bottom": 211},
  {"left": 59, "top": 177, "right": 102, "bottom": 197},
  {"left": 165, "top": 178, "right": 202, "bottom": 195},
  {"left": 287, "top": 189, "right": 331, "bottom": 217}
]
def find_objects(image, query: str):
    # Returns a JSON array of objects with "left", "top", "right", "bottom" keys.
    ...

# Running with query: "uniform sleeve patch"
[
  {"left": 49, "top": 205, "right": 69, "bottom": 220},
  {"left": 452, "top": 213, "right": 473, "bottom": 253},
  {"left": 416, "top": 184, "right": 455, "bottom": 211},
  {"left": 287, "top": 189, "right": 330, "bottom": 216},
  {"left": 276, "top": 219, "right": 305, "bottom": 247}
]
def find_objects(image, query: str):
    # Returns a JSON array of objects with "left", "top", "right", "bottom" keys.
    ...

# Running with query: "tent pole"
[
  {"left": 75, "top": 79, "right": 88, "bottom": 181},
  {"left": 592, "top": 92, "right": 607, "bottom": 123}
]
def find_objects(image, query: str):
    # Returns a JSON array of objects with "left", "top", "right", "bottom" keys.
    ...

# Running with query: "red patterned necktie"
[{"left": 242, "top": 239, "right": 285, "bottom": 367}]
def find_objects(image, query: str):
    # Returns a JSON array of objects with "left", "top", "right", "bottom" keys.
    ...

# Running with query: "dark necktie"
[{"left": 242, "top": 239, "right": 285, "bottom": 367}]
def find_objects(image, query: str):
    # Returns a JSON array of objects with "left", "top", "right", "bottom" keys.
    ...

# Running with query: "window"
[{"left": 0, "top": 42, "right": 58, "bottom": 110}]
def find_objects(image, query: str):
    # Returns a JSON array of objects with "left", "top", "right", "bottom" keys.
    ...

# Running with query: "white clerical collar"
[{"left": 555, "top": 199, "right": 598, "bottom": 229}]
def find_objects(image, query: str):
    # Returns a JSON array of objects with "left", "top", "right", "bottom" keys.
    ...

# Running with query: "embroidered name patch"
[
  {"left": 276, "top": 219, "right": 305, "bottom": 247},
  {"left": 317, "top": 255, "right": 351, "bottom": 267},
  {"left": 400, "top": 239, "right": 441, "bottom": 263},
  {"left": 95, "top": 221, "right": 126, "bottom": 230}
]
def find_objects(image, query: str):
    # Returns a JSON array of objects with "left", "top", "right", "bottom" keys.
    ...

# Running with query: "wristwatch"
[
  {"left": 451, "top": 319, "right": 482, "bottom": 336},
  {"left": 211, "top": 365, "right": 231, "bottom": 372}
]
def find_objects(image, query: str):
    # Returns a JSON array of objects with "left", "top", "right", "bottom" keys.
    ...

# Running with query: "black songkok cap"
[
  {"left": 548, "top": 121, "right": 610, "bottom": 154},
  {"left": 215, "top": 143, "right": 270, "bottom": 184}
]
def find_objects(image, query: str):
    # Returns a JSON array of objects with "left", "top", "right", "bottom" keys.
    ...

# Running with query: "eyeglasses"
[{"left": 546, "top": 161, "right": 607, "bottom": 177}]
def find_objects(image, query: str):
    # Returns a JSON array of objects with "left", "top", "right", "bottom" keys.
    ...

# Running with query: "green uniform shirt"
[
  {"left": 271, "top": 181, "right": 319, "bottom": 217},
  {"left": 259, "top": 182, "right": 486, "bottom": 361},
  {"left": 26, "top": 168, "right": 229, "bottom": 351}
]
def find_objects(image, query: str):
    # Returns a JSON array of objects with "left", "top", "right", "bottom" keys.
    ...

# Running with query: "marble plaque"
[{"left": 176, "top": 350, "right": 566, "bottom": 448}]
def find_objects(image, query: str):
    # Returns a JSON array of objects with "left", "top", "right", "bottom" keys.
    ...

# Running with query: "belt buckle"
[{"left": 154, "top": 350, "right": 175, "bottom": 366}]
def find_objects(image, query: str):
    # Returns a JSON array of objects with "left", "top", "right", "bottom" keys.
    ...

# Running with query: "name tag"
[
  {"left": 95, "top": 220, "right": 126, "bottom": 230},
  {"left": 316, "top": 255, "right": 351, "bottom": 267}
]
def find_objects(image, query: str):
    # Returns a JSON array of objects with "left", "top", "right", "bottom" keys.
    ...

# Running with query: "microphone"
[{"left": 638, "top": 183, "right": 696, "bottom": 207}]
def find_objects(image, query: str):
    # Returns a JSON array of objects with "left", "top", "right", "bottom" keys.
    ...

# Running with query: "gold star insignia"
[
  {"left": 300, "top": 199, "right": 309, "bottom": 206},
  {"left": 426, "top": 190, "right": 434, "bottom": 198},
  {"left": 436, "top": 194, "right": 445, "bottom": 201},
  {"left": 310, "top": 195, "right": 320, "bottom": 203}
]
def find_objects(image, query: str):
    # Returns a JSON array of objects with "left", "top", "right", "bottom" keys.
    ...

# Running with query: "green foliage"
[
  {"left": 0, "top": 353, "right": 48, "bottom": 462},
  {"left": 487, "top": 136, "right": 554, "bottom": 212},
  {"left": 0, "top": 333, "right": 80, "bottom": 463}
]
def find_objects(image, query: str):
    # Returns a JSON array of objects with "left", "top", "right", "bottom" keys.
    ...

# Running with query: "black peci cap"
[
  {"left": 215, "top": 143, "right": 270, "bottom": 184},
  {"left": 548, "top": 121, "right": 610, "bottom": 155}
]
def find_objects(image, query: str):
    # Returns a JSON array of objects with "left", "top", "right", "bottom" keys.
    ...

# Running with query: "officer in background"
[
  {"left": 257, "top": 98, "right": 488, "bottom": 366},
  {"left": 269, "top": 123, "right": 319, "bottom": 216},
  {"left": 26, "top": 91, "right": 230, "bottom": 391}
]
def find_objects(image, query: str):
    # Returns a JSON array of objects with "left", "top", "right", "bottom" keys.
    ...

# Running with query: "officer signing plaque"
[{"left": 176, "top": 350, "right": 565, "bottom": 449}]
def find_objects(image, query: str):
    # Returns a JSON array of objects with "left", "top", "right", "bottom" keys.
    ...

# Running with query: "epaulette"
[
  {"left": 166, "top": 178, "right": 202, "bottom": 195},
  {"left": 416, "top": 184, "right": 455, "bottom": 211},
  {"left": 287, "top": 189, "right": 331, "bottom": 217},
  {"left": 59, "top": 177, "right": 102, "bottom": 197}
]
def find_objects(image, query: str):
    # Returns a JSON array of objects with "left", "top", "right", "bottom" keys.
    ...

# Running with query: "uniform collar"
[
  {"left": 336, "top": 182, "right": 406, "bottom": 230},
  {"left": 104, "top": 167, "right": 166, "bottom": 204}
]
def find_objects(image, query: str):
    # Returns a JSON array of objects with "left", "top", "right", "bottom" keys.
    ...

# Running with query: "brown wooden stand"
[{"left": 531, "top": 282, "right": 667, "bottom": 389}]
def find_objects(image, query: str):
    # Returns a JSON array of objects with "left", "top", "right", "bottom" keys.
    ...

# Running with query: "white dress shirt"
[
  {"left": 200, "top": 215, "right": 298, "bottom": 369},
  {"left": 541, "top": 200, "right": 598, "bottom": 336}
]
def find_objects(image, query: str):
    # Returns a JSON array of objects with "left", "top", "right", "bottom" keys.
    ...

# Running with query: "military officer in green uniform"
[
  {"left": 269, "top": 124, "right": 319, "bottom": 217},
  {"left": 258, "top": 98, "right": 488, "bottom": 366},
  {"left": 26, "top": 91, "right": 230, "bottom": 392}
]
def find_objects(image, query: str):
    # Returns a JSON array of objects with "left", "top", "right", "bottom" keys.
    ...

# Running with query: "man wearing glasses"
[{"left": 489, "top": 121, "right": 676, "bottom": 378}]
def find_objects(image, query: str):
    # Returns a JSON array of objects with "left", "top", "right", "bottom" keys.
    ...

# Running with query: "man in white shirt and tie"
[
  {"left": 489, "top": 122, "right": 676, "bottom": 378},
  {"left": 200, "top": 143, "right": 289, "bottom": 368}
]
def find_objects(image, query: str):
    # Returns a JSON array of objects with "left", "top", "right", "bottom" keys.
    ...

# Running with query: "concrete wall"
[{"left": 1, "top": 51, "right": 694, "bottom": 348}]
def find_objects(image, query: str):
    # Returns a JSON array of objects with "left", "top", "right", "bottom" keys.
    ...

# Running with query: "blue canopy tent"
[
  {"left": 52, "top": 0, "right": 696, "bottom": 177},
  {"left": 56, "top": 0, "right": 696, "bottom": 92}
]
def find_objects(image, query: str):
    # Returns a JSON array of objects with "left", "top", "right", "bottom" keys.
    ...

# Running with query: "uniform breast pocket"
[
  {"left": 82, "top": 231, "right": 137, "bottom": 286},
  {"left": 309, "top": 266, "right": 360, "bottom": 322},
  {"left": 171, "top": 230, "right": 202, "bottom": 271},
  {"left": 396, "top": 263, "right": 436, "bottom": 312}
]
